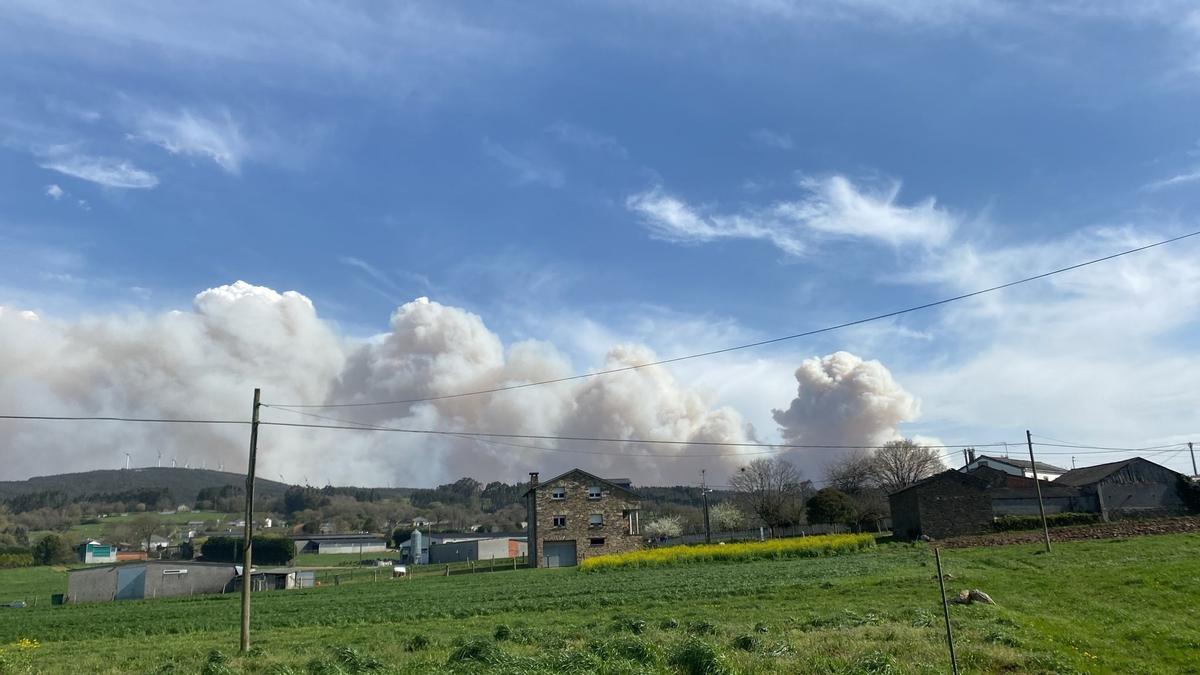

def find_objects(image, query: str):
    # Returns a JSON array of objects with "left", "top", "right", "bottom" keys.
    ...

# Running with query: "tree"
[
  {"left": 32, "top": 533, "right": 76, "bottom": 565},
  {"left": 805, "top": 488, "right": 858, "bottom": 525},
  {"left": 728, "top": 458, "right": 807, "bottom": 531},
  {"left": 643, "top": 515, "right": 682, "bottom": 539},
  {"left": 708, "top": 502, "right": 745, "bottom": 532},
  {"left": 872, "top": 439, "right": 945, "bottom": 492},
  {"left": 127, "top": 513, "right": 166, "bottom": 553}
]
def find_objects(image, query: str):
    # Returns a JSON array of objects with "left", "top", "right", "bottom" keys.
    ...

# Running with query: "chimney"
[
  {"left": 526, "top": 472, "right": 539, "bottom": 569},
  {"left": 967, "top": 448, "right": 976, "bottom": 463}
]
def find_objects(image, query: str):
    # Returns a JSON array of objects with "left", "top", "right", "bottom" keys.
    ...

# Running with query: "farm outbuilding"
[
  {"left": 889, "top": 470, "right": 993, "bottom": 540},
  {"left": 67, "top": 561, "right": 240, "bottom": 603},
  {"left": 291, "top": 533, "right": 387, "bottom": 555},
  {"left": 1054, "top": 457, "right": 1191, "bottom": 518},
  {"left": 428, "top": 537, "right": 527, "bottom": 564},
  {"left": 78, "top": 540, "right": 117, "bottom": 564}
]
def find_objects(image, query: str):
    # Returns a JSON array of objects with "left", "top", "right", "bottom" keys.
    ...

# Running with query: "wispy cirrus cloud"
[
  {"left": 36, "top": 148, "right": 158, "bottom": 189},
  {"left": 483, "top": 139, "right": 564, "bottom": 188},
  {"left": 132, "top": 107, "right": 248, "bottom": 174},
  {"left": 545, "top": 122, "right": 628, "bottom": 158},
  {"left": 1142, "top": 168, "right": 1200, "bottom": 192},
  {"left": 627, "top": 174, "right": 956, "bottom": 255}
]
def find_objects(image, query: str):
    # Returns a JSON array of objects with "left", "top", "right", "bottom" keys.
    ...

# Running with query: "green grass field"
[
  {"left": 28, "top": 511, "right": 242, "bottom": 544},
  {"left": 1, "top": 533, "right": 1198, "bottom": 673}
]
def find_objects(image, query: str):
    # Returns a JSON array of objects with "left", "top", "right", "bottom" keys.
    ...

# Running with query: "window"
[
  {"left": 551, "top": 488, "right": 566, "bottom": 500},
  {"left": 587, "top": 485, "right": 602, "bottom": 500},
  {"left": 589, "top": 513, "right": 604, "bottom": 528},
  {"left": 552, "top": 515, "right": 567, "bottom": 528},
  {"left": 589, "top": 537, "right": 606, "bottom": 547}
]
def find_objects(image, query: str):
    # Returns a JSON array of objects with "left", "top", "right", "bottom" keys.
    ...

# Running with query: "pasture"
[{"left": 1, "top": 533, "right": 1198, "bottom": 673}]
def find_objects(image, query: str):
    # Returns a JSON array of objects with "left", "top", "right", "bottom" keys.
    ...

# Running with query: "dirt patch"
[{"left": 939, "top": 516, "right": 1200, "bottom": 548}]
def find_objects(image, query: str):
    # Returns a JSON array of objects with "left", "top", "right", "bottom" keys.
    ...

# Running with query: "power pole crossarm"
[{"left": 240, "top": 388, "right": 261, "bottom": 653}]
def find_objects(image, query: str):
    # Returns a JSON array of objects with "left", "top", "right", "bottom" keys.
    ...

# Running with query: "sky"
[{"left": 2, "top": 1, "right": 1200, "bottom": 486}]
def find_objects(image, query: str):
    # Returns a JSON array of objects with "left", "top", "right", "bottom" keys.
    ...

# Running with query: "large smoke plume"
[
  {"left": 1, "top": 283, "right": 922, "bottom": 486},
  {"left": 0, "top": 283, "right": 759, "bottom": 486},
  {"left": 771, "top": 351, "right": 924, "bottom": 476}
]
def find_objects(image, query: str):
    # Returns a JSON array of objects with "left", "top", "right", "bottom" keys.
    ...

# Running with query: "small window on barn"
[
  {"left": 551, "top": 488, "right": 566, "bottom": 500},
  {"left": 552, "top": 515, "right": 567, "bottom": 528},
  {"left": 589, "top": 537, "right": 605, "bottom": 547},
  {"left": 589, "top": 513, "right": 604, "bottom": 528},
  {"left": 587, "top": 485, "right": 602, "bottom": 500}
]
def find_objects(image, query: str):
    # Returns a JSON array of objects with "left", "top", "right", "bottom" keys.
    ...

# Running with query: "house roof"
[
  {"left": 1054, "top": 457, "right": 1183, "bottom": 487},
  {"left": 974, "top": 455, "right": 1067, "bottom": 474},
  {"left": 888, "top": 469, "right": 991, "bottom": 497},
  {"left": 521, "top": 468, "right": 640, "bottom": 499},
  {"left": 290, "top": 533, "right": 385, "bottom": 542}
]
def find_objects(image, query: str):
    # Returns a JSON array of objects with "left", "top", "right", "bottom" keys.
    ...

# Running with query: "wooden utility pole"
[
  {"left": 701, "top": 469, "right": 711, "bottom": 545},
  {"left": 1189, "top": 442, "right": 1196, "bottom": 478},
  {"left": 934, "top": 548, "right": 959, "bottom": 675},
  {"left": 240, "top": 388, "right": 262, "bottom": 653},
  {"left": 1026, "top": 430, "right": 1051, "bottom": 554}
]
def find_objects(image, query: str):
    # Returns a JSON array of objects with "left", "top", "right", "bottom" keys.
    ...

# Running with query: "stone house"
[
  {"left": 963, "top": 454, "right": 1068, "bottom": 481},
  {"left": 524, "top": 468, "right": 642, "bottom": 567},
  {"left": 965, "top": 465, "right": 1096, "bottom": 517},
  {"left": 888, "top": 470, "right": 993, "bottom": 540}
]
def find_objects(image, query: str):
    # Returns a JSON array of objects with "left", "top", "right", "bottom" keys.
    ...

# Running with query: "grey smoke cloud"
[
  {"left": 771, "top": 350, "right": 923, "bottom": 476},
  {"left": 1, "top": 283, "right": 923, "bottom": 487},
  {"left": 0, "top": 283, "right": 760, "bottom": 486}
]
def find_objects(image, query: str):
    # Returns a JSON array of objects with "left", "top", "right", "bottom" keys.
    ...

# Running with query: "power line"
[
  {"left": 257, "top": 416, "right": 1020, "bottom": 451},
  {"left": 268, "top": 229, "right": 1200, "bottom": 409},
  {"left": 0, "top": 414, "right": 247, "bottom": 425}
]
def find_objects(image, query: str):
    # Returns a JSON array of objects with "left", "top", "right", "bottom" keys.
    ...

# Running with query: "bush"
[
  {"left": 0, "top": 553, "right": 33, "bottom": 569},
  {"left": 992, "top": 513, "right": 1101, "bottom": 531},
  {"left": 31, "top": 534, "right": 75, "bottom": 566},
  {"left": 200, "top": 535, "right": 296, "bottom": 564},
  {"left": 579, "top": 533, "right": 875, "bottom": 572}
]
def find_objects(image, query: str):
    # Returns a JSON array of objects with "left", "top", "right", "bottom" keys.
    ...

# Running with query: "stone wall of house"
[
  {"left": 916, "top": 491, "right": 993, "bottom": 539},
  {"left": 534, "top": 473, "right": 642, "bottom": 566}
]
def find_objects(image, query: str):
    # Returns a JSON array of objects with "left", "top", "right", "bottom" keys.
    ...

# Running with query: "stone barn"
[
  {"left": 1054, "top": 457, "right": 1192, "bottom": 519},
  {"left": 889, "top": 470, "right": 993, "bottom": 540}
]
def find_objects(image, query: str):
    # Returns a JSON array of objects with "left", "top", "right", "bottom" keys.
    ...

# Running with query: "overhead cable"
[{"left": 268, "top": 230, "right": 1200, "bottom": 409}]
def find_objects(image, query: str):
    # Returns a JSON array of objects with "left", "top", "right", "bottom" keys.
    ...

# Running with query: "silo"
[{"left": 410, "top": 529, "right": 423, "bottom": 565}]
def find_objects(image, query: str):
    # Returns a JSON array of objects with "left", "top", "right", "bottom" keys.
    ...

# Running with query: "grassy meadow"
[{"left": 1, "top": 533, "right": 1198, "bottom": 673}]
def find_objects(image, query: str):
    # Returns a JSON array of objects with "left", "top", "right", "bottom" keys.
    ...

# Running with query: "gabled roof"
[
  {"left": 522, "top": 468, "right": 639, "bottom": 499},
  {"left": 973, "top": 455, "right": 1067, "bottom": 474},
  {"left": 1054, "top": 457, "right": 1184, "bottom": 487},
  {"left": 888, "top": 469, "right": 990, "bottom": 497}
]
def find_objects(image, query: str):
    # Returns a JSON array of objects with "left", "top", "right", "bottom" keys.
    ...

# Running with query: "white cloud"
[
  {"left": 483, "top": 139, "right": 565, "bottom": 188},
  {"left": 134, "top": 107, "right": 248, "bottom": 174},
  {"left": 44, "top": 184, "right": 64, "bottom": 200},
  {"left": 1143, "top": 169, "right": 1200, "bottom": 191},
  {"left": 627, "top": 174, "right": 956, "bottom": 255},
  {"left": 37, "top": 150, "right": 158, "bottom": 189},
  {"left": 749, "top": 128, "right": 794, "bottom": 150}
]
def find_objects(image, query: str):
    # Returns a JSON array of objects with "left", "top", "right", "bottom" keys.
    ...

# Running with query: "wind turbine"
[
  {"left": 157, "top": 450, "right": 162, "bottom": 468},
  {"left": 124, "top": 452, "right": 131, "bottom": 470},
  {"left": 171, "top": 458, "right": 177, "bottom": 468}
]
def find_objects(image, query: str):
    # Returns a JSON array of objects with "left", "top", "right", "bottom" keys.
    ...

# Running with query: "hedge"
[
  {"left": 200, "top": 536, "right": 296, "bottom": 565},
  {"left": 993, "top": 512, "right": 1101, "bottom": 531},
  {"left": 0, "top": 553, "right": 33, "bottom": 568}
]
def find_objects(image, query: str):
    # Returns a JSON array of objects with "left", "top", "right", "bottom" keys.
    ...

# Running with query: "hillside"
[{"left": 0, "top": 467, "right": 291, "bottom": 505}]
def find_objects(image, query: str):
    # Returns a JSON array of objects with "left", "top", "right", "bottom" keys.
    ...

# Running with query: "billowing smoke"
[
  {"left": 771, "top": 351, "right": 923, "bottom": 476},
  {"left": 0, "top": 282, "right": 756, "bottom": 486}
]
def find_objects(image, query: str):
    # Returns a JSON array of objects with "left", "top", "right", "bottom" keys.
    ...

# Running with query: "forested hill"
[{"left": 0, "top": 467, "right": 291, "bottom": 506}]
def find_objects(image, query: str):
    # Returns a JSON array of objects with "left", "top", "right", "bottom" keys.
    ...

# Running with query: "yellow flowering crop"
[{"left": 579, "top": 533, "right": 875, "bottom": 572}]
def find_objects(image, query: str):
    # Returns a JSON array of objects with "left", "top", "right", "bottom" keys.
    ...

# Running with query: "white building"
[{"left": 962, "top": 455, "right": 1067, "bottom": 481}]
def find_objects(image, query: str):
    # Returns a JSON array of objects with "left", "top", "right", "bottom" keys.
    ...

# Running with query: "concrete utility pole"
[
  {"left": 1189, "top": 442, "right": 1197, "bottom": 478},
  {"left": 1026, "top": 430, "right": 1051, "bottom": 554},
  {"left": 240, "top": 388, "right": 262, "bottom": 653},
  {"left": 701, "top": 469, "right": 711, "bottom": 545}
]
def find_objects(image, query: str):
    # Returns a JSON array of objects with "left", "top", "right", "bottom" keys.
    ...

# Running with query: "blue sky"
[{"left": 2, "top": 2, "right": 1200, "bottom": 484}]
